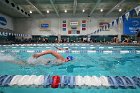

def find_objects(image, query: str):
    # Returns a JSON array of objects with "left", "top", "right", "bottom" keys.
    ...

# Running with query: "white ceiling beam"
[
  {"left": 105, "top": 0, "right": 125, "bottom": 16},
  {"left": 50, "top": 0, "right": 59, "bottom": 17},
  {"left": 89, "top": 0, "right": 102, "bottom": 16},
  {"left": 0, "top": 0, "right": 28, "bottom": 17},
  {"left": 73, "top": 0, "right": 77, "bottom": 15},
  {"left": 26, "top": 0, "right": 44, "bottom": 16}
]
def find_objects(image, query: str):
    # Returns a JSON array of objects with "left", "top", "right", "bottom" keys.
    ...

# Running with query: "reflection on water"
[
  {"left": 0, "top": 91, "right": 4, "bottom": 93},
  {"left": 0, "top": 53, "right": 15, "bottom": 62},
  {"left": 58, "top": 65, "right": 93, "bottom": 73}
]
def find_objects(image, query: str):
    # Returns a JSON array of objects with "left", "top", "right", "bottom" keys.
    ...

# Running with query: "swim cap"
[{"left": 66, "top": 56, "right": 74, "bottom": 61}]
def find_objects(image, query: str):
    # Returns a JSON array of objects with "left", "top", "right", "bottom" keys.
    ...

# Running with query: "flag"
[
  {"left": 134, "top": 6, "right": 140, "bottom": 16},
  {"left": 125, "top": 12, "right": 130, "bottom": 20},
  {"left": 119, "top": 16, "right": 123, "bottom": 24}
]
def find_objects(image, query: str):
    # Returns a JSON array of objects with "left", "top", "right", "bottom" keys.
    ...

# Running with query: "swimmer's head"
[{"left": 66, "top": 56, "right": 74, "bottom": 62}]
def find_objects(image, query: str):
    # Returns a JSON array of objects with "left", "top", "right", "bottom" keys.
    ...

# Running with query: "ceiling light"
[
  {"left": 64, "top": 10, "right": 67, "bottom": 13},
  {"left": 47, "top": 10, "right": 49, "bottom": 13},
  {"left": 29, "top": 10, "right": 32, "bottom": 13},
  {"left": 82, "top": 9, "right": 85, "bottom": 12},
  {"left": 119, "top": 9, "right": 122, "bottom": 12},
  {"left": 100, "top": 9, "right": 103, "bottom": 12}
]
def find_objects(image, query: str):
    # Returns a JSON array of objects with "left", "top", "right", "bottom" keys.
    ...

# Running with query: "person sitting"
[
  {"left": 122, "top": 37, "right": 129, "bottom": 44},
  {"left": 32, "top": 50, "right": 74, "bottom": 65},
  {"left": 115, "top": 37, "right": 119, "bottom": 43},
  {"left": 112, "top": 37, "right": 119, "bottom": 43}
]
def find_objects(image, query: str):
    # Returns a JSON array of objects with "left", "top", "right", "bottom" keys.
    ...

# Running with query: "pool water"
[{"left": 0, "top": 44, "right": 140, "bottom": 93}]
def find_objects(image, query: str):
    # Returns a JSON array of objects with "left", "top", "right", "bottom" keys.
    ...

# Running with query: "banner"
[
  {"left": 82, "top": 20, "right": 86, "bottom": 31},
  {"left": 123, "top": 18, "right": 140, "bottom": 35},
  {"left": 62, "top": 20, "right": 67, "bottom": 31},
  {"left": 99, "top": 22, "right": 110, "bottom": 31},
  {"left": 68, "top": 19, "right": 81, "bottom": 34},
  {"left": 39, "top": 20, "right": 51, "bottom": 31}
]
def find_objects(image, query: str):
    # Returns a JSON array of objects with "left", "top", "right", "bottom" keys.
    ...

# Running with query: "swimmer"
[{"left": 32, "top": 50, "right": 74, "bottom": 65}]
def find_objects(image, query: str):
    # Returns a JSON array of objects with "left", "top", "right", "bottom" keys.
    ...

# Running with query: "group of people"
[{"left": 112, "top": 36, "right": 134, "bottom": 44}]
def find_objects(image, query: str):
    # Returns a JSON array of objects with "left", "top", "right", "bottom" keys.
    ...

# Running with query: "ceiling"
[{"left": 0, "top": 0, "right": 139, "bottom": 18}]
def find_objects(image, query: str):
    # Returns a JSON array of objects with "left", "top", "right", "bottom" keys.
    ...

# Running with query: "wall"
[
  {"left": 14, "top": 16, "right": 123, "bottom": 36},
  {"left": 0, "top": 13, "right": 13, "bottom": 31}
]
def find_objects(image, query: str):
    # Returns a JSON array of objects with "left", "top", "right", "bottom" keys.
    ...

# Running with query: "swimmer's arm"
[
  {"left": 33, "top": 50, "right": 58, "bottom": 58},
  {"left": 33, "top": 50, "right": 65, "bottom": 62}
]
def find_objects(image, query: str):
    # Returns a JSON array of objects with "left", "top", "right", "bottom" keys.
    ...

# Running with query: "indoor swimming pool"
[{"left": 0, "top": 43, "right": 140, "bottom": 93}]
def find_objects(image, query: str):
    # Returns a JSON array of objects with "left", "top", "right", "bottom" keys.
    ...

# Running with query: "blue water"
[{"left": 0, "top": 44, "right": 140, "bottom": 93}]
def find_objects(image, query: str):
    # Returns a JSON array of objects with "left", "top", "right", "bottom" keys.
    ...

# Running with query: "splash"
[
  {"left": 27, "top": 56, "right": 51, "bottom": 65},
  {"left": 27, "top": 57, "right": 37, "bottom": 64},
  {"left": 0, "top": 53, "right": 15, "bottom": 62}
]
